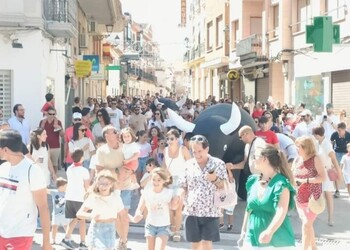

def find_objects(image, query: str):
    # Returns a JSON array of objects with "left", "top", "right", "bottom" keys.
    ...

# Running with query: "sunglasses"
[
  {"left": 239, "top": 133, "right": 247, "bottom": 140},
  {"left": 97, "top": 114, "right": 103, "bottom": 117},
  {"left": 79, "top": 128, "right": 87, "bottom": 132},
  {"left": 48, "top": 113, "right": 56, "bottom": 116},
  {"left": 190, "top": 135, "right": 207, "bottom": 143},
  {"left": 111, "top": 103, "right": 117, "bottom": 105},
  {"left": 74, "top": 118, "right": 81, "bottom": 121},
  {"left": 155, "top": 113, "right": 160, "bottom": 115}
]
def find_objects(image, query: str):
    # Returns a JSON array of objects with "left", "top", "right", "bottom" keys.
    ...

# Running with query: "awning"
[{"left": 200, "top": 57, "right": 229, "bottom": 69}]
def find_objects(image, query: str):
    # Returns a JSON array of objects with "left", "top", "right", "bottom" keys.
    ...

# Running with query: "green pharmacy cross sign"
[{"left": 306, "top": 16, "right": 340, "bottom": 52}]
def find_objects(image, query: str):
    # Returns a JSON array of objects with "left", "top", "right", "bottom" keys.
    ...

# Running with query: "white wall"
[{"left": 0, "top": 30, "right": 66, "bottom": 129}]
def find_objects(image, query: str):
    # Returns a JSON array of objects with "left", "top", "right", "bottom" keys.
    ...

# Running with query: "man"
[
  {"left": 95, "top": 125, "right": 129, "bottom": 250},
  {"left": 0, "top": 129, "right": 51, "bottom": 250},
  {"left": 227, "top": 125, "right": 266, "bottom": 200},
  {"left": 177, "top": 135, "right": 227, "bottom": 250},
  {"left": 106, "top": 98, "right": 124, "bottom": 131},
  {"left": 128, "top": 105, "right": 147, "bottom": 134},
  {"left": 8, "top": 104, "right": 31, "bottom": 145},
  {"left": 320, "top": 103, "right": 339, "bottom": 139},
  {"left": 39, "top": 107, "right": 64, "bottom": 173},
  {"left": 291, "top": 109, "right": 318, "bottom": 139},
  {"left": 331, "top": 122, "right": 350, "bottom": 198}
]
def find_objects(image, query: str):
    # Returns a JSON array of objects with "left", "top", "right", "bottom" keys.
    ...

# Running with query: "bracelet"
[{"left": 307, "top": 178, "right": 309, "bottom": 184}]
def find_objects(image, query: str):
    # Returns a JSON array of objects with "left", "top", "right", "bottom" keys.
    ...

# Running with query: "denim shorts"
[
  {"left": 144, "top": 223, "right": 171, "bottom": 237},
  {"left": 120, "top": 190, "right": 132, "bottom": 209},
  {"left": 52, "top": 213, "right": 69, "bottom": 226},
  {"left": 87, "top": 222, "right": 116, "bottom": 249}
]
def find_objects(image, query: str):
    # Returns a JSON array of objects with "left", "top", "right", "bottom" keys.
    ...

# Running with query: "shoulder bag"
[{"left": 214, "top": 180, "right": 238, "bottom": 209}]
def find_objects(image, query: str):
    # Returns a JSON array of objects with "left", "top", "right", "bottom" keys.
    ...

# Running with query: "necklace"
[{"left": 259, "top": 173, "right": 272, "bottom": 185}]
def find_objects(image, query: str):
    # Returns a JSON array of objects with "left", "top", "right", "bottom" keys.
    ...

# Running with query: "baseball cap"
[
  {"left": 326, "top": 103, "right": 333, "bottom": 109},
  {"left": 72, "top": 112, "right": 82, "bottom": 120},
  {"left": 300, "top": 109, "right": 312, "bottom": 116}
]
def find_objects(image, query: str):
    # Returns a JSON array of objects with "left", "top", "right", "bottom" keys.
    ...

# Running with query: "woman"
[
  {"left": 293, "top": 136, "right": 326, "bottom": 250},
  {"left": 162, "top": 128, "right": 191, "bottom": 242},
  {"left": 312, "top": 126, "right": 341, "bottom": 226},
  {"left": 29, "top": 128, "right": 56, "bottom": 187},
  {"left": 238, "top": 144, "right": 296, "bottom": 249},
  {"left": 89, "top": 102, "right": 101, "bottom": 129},
  {"left": 147, "top": 109, "right": 166, "bottom": 133},
  {"left": 148, "top": 126, "right": 162, "bottom": 154},
  {"left": 68, "top": 122, "right": 95, "bottom": 170},
  {"left": 92, "top": 108, "right": 111, "bottom": 138}
]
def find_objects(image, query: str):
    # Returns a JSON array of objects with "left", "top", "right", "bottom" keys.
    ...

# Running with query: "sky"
[{"left": 120, "top": 0, "right": 186, "bottom": 62}]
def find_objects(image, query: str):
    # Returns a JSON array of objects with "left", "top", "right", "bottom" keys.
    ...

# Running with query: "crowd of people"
[{"left": 0, "top": 92, "right": 349, "bottom": 250}]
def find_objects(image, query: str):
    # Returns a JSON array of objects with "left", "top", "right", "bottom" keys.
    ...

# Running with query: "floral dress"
[
  {"left": 294, "top": 156, "right": 322, "bottom": 204},
  {"left": 245, "top": 174, "right": 296, "bottom": 247}
]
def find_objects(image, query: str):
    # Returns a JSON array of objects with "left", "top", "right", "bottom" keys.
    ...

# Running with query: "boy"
[
  {"left": 60, "top": 149, "right": 90, "bottom": 250},
  {"left": 50, "top": 177, "right": 69, "bottom": 244}
]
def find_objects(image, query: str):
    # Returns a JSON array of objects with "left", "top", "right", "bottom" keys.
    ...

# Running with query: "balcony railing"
[
  {"left": 43, "top": 0, "right": 78, "bottom": 37},
  {"left": 183, "top": 42, "right": 205, "bottom": 62},
  {"left": 127, "top": 65, "right": 157, "bottom": 83},
  {"left": 236, "top": 34, "right": 268, "bottom": 65}
]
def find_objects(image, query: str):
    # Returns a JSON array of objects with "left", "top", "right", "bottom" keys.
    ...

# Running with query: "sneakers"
[
  {"left": 334, "top": 190, "right": 340, "bottom": 198},
  {"left": 227, "top": 224, "right": 233, "bottom": 231},
  {"left": 117, "top": 240, "right": 127, "bottom": 250},
  {"left": 60, "top": 239, "right": 74, "bottom": 250},
  {"left": 172, "top": 232, "right": 181, "bottom": 242},
  {"left": 219, "top": 223, "right": 225, "bottom": 229},
  {"left": 79, "top": 242, "right": 88, "bottom": 249}
]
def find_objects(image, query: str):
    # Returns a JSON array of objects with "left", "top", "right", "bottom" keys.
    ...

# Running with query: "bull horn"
[
  {"left": 220, "top": 102, "right": 241, "bottom": 135},
  {"left": 176, "top": 95, "right": 187, "bottom": 108},
  {"left": 166, "top": 108, "right": 195, "bottom": 133},
  {"left": 154, "top": 98, "right": 164, "bottom": 107}
]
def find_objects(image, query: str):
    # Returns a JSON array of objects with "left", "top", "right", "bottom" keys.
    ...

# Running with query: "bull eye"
[{"left": 223, "top": 144, "right": 227, "bottom": 151}]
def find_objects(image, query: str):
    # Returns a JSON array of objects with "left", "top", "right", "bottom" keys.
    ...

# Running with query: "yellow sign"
[
  {"left": 227, "top": 69, "right": 240, "bottom": 80},
  {"left": 75, "top": 60, "right": 92, "bottom": 78}
]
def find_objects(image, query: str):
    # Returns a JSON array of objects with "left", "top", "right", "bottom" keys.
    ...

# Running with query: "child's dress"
[{"left": 341, "top": 154, "right": 350, "bottom": 184}]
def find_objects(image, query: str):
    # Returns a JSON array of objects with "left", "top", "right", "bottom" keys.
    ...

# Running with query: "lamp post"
[{"left": 105, "top": 24, "right": 114, "bottom": 35}]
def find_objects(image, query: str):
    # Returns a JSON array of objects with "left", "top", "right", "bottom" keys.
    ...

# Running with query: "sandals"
[{"left": 172, "top": 231, "right": 181, "bottom": 242}]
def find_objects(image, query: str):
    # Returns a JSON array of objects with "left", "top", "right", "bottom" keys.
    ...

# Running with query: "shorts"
[
  {"left": 83, "top": 160, "right": 90, "bottom": 170},
  {"left": 0, "top": 236, "right": 33, "bottom": 250},
  {"left": 184, "top": 216, "right": 220, "bottom": 243},
  {"left": 52, "top": 213, "right": 69, "bottom": 226},
  {"left": 120, "top": 190, "right": 132, "bottom": 210},
  {"left": 87, "top": 222, "right": 116, "bottom": 249},
  {"left": 144, "top": 223, "right": 171, "bottom": 237},
  {"left": 336, "top": 152, "right": 345, "bottom": 164},
  {"left": 65, "top": 200, "right": 83, "bottom": 219},
  {"left": 49, "top": 148, "right": 61, "bottom": 167},
  {"left": 137, "top": 156, "right": 149, "bottom": 174}
]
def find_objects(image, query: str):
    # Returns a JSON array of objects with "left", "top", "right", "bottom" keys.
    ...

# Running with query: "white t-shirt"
[
  {"left": 0, "top": 158, "right": 46, "bottom": 237},
  {"left": 89, "top": 154, "right": 97, "bottom": 171},
  {"left": 107, "top": 107, "right": 124, "bottom": 130},
  {"left": 143, "top": 187, "right": 173, "bottom": 227},
  {"left": 68, "top": 137, "right": 95, "bottom": 161},
  {"left": 292, "top": 121, "right": 318, "bottom": 138},
  {"left": 83, "top": 191, "right": 124, "bottom": 221},
  {"left": 65, "top": 165, "right": 90, "bottom": 202},
  {"left": 31, "top": 145, "right": 50, "bottom": 186},
  {"left": 122, "top": 142, "right": 140, "bottom": 160},
  {"left": 138, "top": 142, "right": 152, "bottom": 158},
  {"left": 318, "top": 113, "right": 340, "bottom": 139}
]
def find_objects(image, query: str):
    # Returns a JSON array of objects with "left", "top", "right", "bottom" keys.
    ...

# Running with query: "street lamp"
[{"left": 105, "top": 24, "right": 114, "bottom": 35}]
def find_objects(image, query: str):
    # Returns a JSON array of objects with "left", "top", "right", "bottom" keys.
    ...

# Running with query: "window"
[
  {"left": 231, "top": 20, "right": 239, "bottom": 49},
  {"left": 325, "top": 0, "right": 345, "bottom": 21},
  {"left": 273, "top": 4, "right": 279, "bottom": 37},
  {"left": 0, "top": 70, "right": 12, "bottom": 120},
  {"left": 216, "top": 15, "right": 224, "bottom": 48},
  {"left": 207, "top": 21, "right": 213, "bottom": 51},
  {"left": 297, "top": 0, "right": 312, "bottom": 32}
]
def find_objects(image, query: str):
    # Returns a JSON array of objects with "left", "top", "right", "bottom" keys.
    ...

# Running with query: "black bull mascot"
[{"left": 157, "top": 98, "right": 257, "bottom": 200}]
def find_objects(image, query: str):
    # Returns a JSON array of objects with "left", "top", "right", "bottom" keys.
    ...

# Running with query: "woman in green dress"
[{"left": 238, "top": 144, "right": 296, "bottom": 249}]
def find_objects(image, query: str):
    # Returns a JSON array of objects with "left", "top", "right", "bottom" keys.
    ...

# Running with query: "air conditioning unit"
[
  {"left": 88, "top": 21, "right": 98, "bottom": 33},
  {"left": 79, "top": 33, "right": 88, "bottom": 48}
]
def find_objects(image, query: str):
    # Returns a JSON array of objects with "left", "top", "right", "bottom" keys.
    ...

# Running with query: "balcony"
[
  {"left": 183, "top": 42, "right": 205, "bottom": 62},
  {"left": 236, "top": 34, "right": 268, "bottom": 66},
  {"left": 127, "top": 65, "right": 157, "bottom": 83},
  {"left": 43, "top": 0, "right": 78, "bottom": 38}
]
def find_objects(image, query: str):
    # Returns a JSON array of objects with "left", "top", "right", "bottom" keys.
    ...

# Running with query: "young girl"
[
  {"left": 148, "top": 126, "right": 162, "bottom": 153},
  {"left": 136, "top": 130, "right": 152, "bottom": 182},
  {"left": 140, "top": 158, "right": 160, "bottom": 189},
  {"left": 130, "top": 168, "right": 179, "bottom": 250},
  {"left": 77, "top": 170, "right": 124, "bottom": 250},
  {"left": 340, "top": 143, "right": 350, "bottom": 198},
  {"left": 120, "top": 127, "right": 140, "bottom": 172},
  {"left": 29, "top": 127, "right": 56, "bottom": 186},
  {"left": 68, "top": 122, "right": 95, "bottom": 170},
  {"left": 152, "top": 136, "right": 166, "bottom": 166}
]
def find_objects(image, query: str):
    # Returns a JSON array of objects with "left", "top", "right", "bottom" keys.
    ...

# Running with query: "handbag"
[
  {"left": 308, "top": 193, "right": 325, "bottom": 214},
  {"left": 327, "top": 166, "right": 338, "bottom": 181},
  {"left": 214, "top": 180, "right": 238, "bottom": 209}
]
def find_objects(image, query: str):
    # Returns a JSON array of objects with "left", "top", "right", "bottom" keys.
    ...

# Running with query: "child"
[
  {"left": 89, "top": 136, "right": 106, "bottom": 184},
  {"left": 136, "top": 130, "right": 152, "bottom": 182},
  {"left": 140, "top": 158, "right": 160, "bottom": 189},
  {"left": 120, "top": 127, "right": 140, "bottom": 172},
  {"left": 148, "top": 126, "right": 162, "bottom": 154},
  {"left": 50, "top": 177, "right": 69, "bottom": 244},
  {"left": 219, "top": 165, "right": 235, "bottom": 231},
  {"left": 151, "top": 136, "right": 166, "bottom": 166},
  {"left": 340, "top": 143, "right": 350, "bottom": 197},
  {"left": 60, "top": 149, "right": 90, "bottom": 250},
  {"left": 77, "top": 170, "right": 124, "bottom": 250},
  {"left": 130, "top": 168, "right": 179, "bottom": 250}
]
